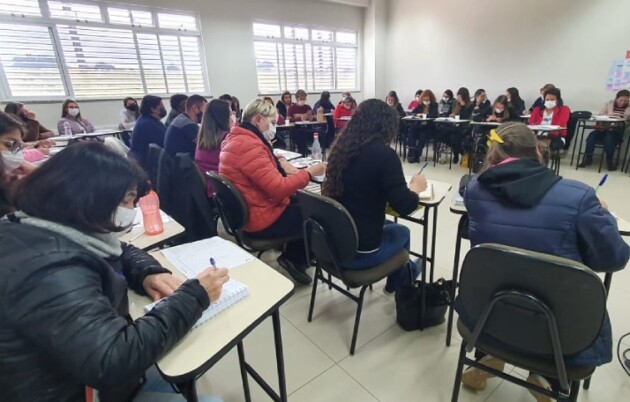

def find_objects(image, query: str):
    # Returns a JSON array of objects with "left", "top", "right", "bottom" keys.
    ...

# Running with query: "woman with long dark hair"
[
  {"left": 323, "top": 99, "right": 426, "bottom": 294},
  {"left": 506, "top": 87, "right": 526, "bottom": 116}
]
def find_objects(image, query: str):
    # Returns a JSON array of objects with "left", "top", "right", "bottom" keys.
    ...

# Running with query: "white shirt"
[{"left": 542, "top": 110, "right": 554, "bottom": 125}]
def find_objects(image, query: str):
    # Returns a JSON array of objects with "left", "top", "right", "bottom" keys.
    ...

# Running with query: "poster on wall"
[{"left": 606, "top": 56, "right": 630, "bottom": 91}]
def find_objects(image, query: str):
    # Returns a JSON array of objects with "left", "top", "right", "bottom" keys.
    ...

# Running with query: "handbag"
[{"left": 395, "top": 277, "right": 454, "bottom": 331}]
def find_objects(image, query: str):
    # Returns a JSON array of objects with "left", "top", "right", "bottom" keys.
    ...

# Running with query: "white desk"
[
  {"left": 294, "top": 121, "right": 326, "bottom": 126},
  {"left": 402, "top": 116, "right": 435, "bottom": 121},
  {"left": 434, "top": 117, "right": 471, "bottom": 124},
  {"left": 273, "top": 149, "right": 302, "bottom": 161},
  {"left": 336, "top": 116, "right": 351, "bottom": 121},
  {"left": 469, "top": 121, "right": 501, "bottom": 127},
  {"left": 128, "top": 253, "right": 295, "bottom": 402},
  {"left": 120, "top": 212, "right": 185, "bottom": 250}
]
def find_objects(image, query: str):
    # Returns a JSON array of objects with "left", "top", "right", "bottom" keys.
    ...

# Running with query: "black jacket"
[
  {"left": 471, "top": 100, "right": 492, "bottom": 122},
  {"left": 411, "top": 102, "right": 439, "bottom": 118},
  {"left": 0, "top": 221, "right": 209, "bottom": 402}
]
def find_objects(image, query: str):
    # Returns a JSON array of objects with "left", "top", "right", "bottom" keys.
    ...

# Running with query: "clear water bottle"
[
  {"left": 63, "top": 121, "right": 72, "bottom": 137},
  {"left": 138, "top": 190, "right": 164, "bottom": 235},
  {"left": 312, "top": 132, "right": 322, "bottom": 161}
]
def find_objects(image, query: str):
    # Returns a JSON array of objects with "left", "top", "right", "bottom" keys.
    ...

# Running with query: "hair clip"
[{"left": 487, "top": 129, "right": 505, "bottom": 147}]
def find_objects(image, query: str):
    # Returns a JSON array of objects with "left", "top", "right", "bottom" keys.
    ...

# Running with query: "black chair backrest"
[
  {"left": 566, "top": 111, "right": 593, "bottom": 146},
  {"left": 459, "top": 244, "right": 606, "bottom": 357},
  {"left": 206, "top": 171, "right": 249, "bottom": 236},
  {"left": 295, "top": 190, "right": 358, "bottom": 265},
  {"left": 145, "top": 144, "right": 161, "bottom": 186},
  {"left": 170, "top": 153, "right": 217, "bottom": 241},
  {"left": 146, "top": 144, "right": 175, "bottom": 215}
]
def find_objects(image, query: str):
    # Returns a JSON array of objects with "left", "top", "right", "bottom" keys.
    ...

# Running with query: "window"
[
  {"left": 0, "top": 0, "right": 210, "bottom": 100},
  {"left": 253, "top": 22, "right": 358, "bottom": 94}
]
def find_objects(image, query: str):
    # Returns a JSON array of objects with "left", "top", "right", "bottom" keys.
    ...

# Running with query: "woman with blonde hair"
[
  {"left": 459, "top": 122, "right": 628, "bottom": 400},
  {"left": 219, "top": 99, "right": 326, "bottom": 284}
]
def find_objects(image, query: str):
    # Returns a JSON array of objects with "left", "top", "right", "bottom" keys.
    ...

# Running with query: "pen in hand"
[
  {"left": 419, "top": 162, "right": 429, "bottom": 174},
  {"left": 209, "top": 257, "right": 217, "bottom": 269},
  {"left": 594, "top": 174, "right": 608, "bottom": 193}
]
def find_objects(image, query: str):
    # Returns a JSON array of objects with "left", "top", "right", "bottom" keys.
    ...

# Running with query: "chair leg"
[
  {"left": 568, "top": 381, "right": 580, "bottom": 402},
  {"left": 451, "top": 342, "right": 467, "bottom": 402},
  {"left": 446, "top": 233, "right": 463, "bottom": 347},
  {"left": 583, "top": 376, "right": 591, "bottom": 390},
  {"left": 307, "top": 268, "right": 320, "bottom": 322},
  {"left": 349, "top": 286, "right": 368, "bottom": 355},
  {"left": 328, "top": 272, "right": 332, "bottom": 290},
  {"left": 257, "top": 250, "right": 264, "bottom": 259}
]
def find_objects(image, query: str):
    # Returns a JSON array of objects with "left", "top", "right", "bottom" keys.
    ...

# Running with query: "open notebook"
[
  {"left": 418, "top": 182, "right": 433, "bottom": 200},
  {"left": 144, "top": 279, "right": 249, "bottom": 330}
]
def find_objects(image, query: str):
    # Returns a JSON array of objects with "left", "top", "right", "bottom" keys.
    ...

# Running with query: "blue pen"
[
  {"left": 594, "top": 174, "right": 608, "bottom": 193},
  {"left": 419, "top": 162, "right": 429, "bottom": 174},
  {"left": 209, "top": 258, "right": 216, "bottom": 268}
]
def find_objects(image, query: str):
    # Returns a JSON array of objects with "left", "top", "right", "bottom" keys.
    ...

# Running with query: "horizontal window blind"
[
  {"left": 253, "top": 21, "right": 358, "bottom": 94},
  {"left": 0, "top": 0, "right": 41, "bottom": 17}
]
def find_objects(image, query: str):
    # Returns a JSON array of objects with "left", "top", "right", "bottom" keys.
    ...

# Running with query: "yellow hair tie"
[{"left": 487, "top": 129, "right": 505, "bottom": 147}]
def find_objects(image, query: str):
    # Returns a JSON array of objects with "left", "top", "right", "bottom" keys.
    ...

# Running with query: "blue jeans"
[
  {"left": 133, "top": 365, "right": 222, "bottom": 402},
  {"left": 342, "top": 223, "right": 419, "bottom": 292},
  {"left": 584, "top": 129, "right": 623, "bottom": 160}
]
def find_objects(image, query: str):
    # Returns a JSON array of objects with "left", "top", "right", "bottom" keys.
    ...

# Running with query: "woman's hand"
[
  {"left": 307, "top": 162, "right": 327, "bottom": 177},
  {"left": 599, "top": 198, "right": 609, "bottom": 210},
  {"left": 197, "top": 267, "right": 230, "bottom": 303},
  {"left": 279, "top": 158, "right": 298, "bottom": 175},
  {"left": 142, "top": 273, "right": 185, "bottom": 302},
  {"left": 409, "top": 174, "right": 428, "bottom": 193}
]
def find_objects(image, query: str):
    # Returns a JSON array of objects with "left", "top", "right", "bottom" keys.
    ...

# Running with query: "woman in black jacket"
[
  {"left": 0, "top": 143, "right": 228, "bottom": 402},
  {"left": 471, "top": 88, "right": 492, "bottom": 122},
  {"left": 506, "top": 87, "right": 526, "bottom": 117}
]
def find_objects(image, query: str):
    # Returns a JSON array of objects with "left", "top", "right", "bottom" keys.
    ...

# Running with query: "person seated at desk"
[
  {"left": 447, "top": 87, "right": 475, "bottom": 165},
  {"left": 323, "top": 99, "right": 425, "bottom": 294},
  {"left": 333, "top": 96, "right": 356, "bottom": 131},
  {"left": 386, "top": 90, "right": 406, "bottom": 118},
  {"left": 0, "top": 142, "right": 227, "bottom": 402},
  {"left": 313, "top": 91, "right": 335, "bottom": 114},
  {"left": 486, "top": 96, "right": 513, "bottom": 124},
  {"left": 471, "top": 89, "right": 491, "bottom": 122},
  {"left": 130, "top": 95, "right": 167, "bottom": 167},
  {"left": 276, "top": 91, "right": 293, "bottom": 119},
  {"left": 407, "top": 89, "right": 438, "bottom": 163},
  {"left": 338, "top": 91, "right": 351, "bottom": 105},
  {"left": 460, "top": 122, "right": 629, "bottom": 400},
  {"left": 407, "top": 89, "right": 423, "bottom": 111},
  {"left": 4, "top": 102, "right": 54, "bottom": 141},
  {"left": 438, "top": 90, "right": 455, "bottom": 117},
  {"left": 506, "top": 87, "right": 526, "bottom": 117},
  {"left": 528, "top": 87, "right": 571, "bottom": 157},
  {"left": 196, "top": 99, "right": 233, "bottom": 198},
  {"left": 164, "top": 93, "right": 188, "bottom": 127},
  {"left": 287, "top": 89, "right": 315, "bottom": 155},
  {"left": 119, "top": 97, "right": 140, "bottom": 130},
  {"left": 220, "top": 99, "right": 326, "bottom": 284},
  {"left": 0, "top": 112, "right": 37, "bottom": 183},
  {"left": 57, "top": 99, "right": 95, "bottom": 135},
  {"left": 164, "top": 95, "right": 207, "bottom": 157},
  {"left": 263, "top": 97, "right": 286, "bottom": 148},
  {"left": 579, "top": 89, "right": 630, "bottom": 171},
  {"left": 528, "top": 83, "right": 561, "bottom": 113}
]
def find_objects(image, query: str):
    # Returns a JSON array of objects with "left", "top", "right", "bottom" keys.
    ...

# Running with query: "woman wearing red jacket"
[
  {"left": 219, "top": 99, "right": 326, "bottom": 284},
  {"left": 333, "top": 96, "right": 356, "bottom": 130},
  {"left": 528, "top": 87, "right": 571, "bottom": 152}
]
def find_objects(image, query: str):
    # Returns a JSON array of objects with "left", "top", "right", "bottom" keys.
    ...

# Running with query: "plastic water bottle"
[
  {"left": 312, "top": 133, "right": 322, "bottom": 161},
  {"left": 138, "top": 190, "right": 164, "bottom": 235},
  {"left": 63, "top": 121, "right": 72, "bottom": 137}
]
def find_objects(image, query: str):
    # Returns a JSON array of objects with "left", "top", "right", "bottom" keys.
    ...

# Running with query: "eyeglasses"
[{"left": 0, "top": 140, "right": 24, "bottom": 154}]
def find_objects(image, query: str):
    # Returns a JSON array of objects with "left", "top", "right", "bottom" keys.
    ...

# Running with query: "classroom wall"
[
  {"left": 386, "top": 0, "right": 630, "bottom": 112},
  {"left": 6, "top": 0, "right": 364, "bottom": 131}
]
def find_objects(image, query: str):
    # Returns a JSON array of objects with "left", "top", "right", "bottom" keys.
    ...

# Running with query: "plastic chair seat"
[
  {"left": 320, "top": 249, "right": 409, "bottom": 288},
  {"left": 241, "top": 233, "right": 301, "bottom": 252}
]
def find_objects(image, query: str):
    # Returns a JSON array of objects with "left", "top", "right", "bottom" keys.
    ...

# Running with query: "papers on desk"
[
  {"left": 133, "top": 208, "right": 171, "bottom": 226},
  {"left": 274, "top": 149, "right": 302, "bottom": 161},
  {"left": 291, "top": 157, "right": 322, "bottom": 169},
  {"left": 418, "top": 182, "right": 433, "bottom": 200},
  {"left": 144, "top": 278, "right": 249, "bottom": 330},
  {"left": 453, "top": 193, "right": 464, "bottom": 206},
  {"left": 592, "top": 115, "right": 623, "bottom": 122},
  {"left": 528, "top": 125, "right": 561, "bottom": 131},
  {"left": 161, "top": 237, "right": 254, "bottom": 277}
]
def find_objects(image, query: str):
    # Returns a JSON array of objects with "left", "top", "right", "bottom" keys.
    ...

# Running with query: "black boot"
[
  {"left": 578, "top": 154, "right": 593, "bottom": 168},
  {"left": 607, "top": 158, "right": 618, "bottom": 172}
]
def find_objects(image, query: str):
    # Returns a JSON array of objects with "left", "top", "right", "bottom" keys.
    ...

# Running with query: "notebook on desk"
[
  {"left": 418, "top": 182, "right": 433, "bottom": 200},
  {"left": 144, "top": 279, "right": 249, "bottom": 330}
]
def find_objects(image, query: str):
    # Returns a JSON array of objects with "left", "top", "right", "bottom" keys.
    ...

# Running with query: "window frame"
[
  {"left": 252, "top": 19, "right": 360, "bottom": 96},
  {"left": 0, "top": 0, "right": 211, "bottom": 102}
]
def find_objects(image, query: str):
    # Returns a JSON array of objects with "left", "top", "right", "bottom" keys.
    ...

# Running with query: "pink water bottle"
[{"left": 138, "top": 190, "right": 164, "bottom": 235}]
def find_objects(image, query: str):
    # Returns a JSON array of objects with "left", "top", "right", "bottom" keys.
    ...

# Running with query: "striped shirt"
[{"left": 611, "top": 105, "right": 625, "bottom": 119}]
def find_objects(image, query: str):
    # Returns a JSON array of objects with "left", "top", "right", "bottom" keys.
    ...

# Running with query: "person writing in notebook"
[
  {"left": 324, "top": 99, "right": 425, "bottom": 295},
  {"left": 0, "top": 142, "right": 226, "bottom": 402}
]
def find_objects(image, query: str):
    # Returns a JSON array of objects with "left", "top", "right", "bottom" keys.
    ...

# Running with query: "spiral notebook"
[{"left": 144, "top": 279, "right": 249, "bottom": 329}]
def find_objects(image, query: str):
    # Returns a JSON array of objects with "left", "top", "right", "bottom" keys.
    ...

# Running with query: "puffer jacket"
[
  {"left": 219, "top": 124, "right": 310, "bottom": 233},
  {"left": 461, "top": 159, "right": 629, "bottom": 366},
  {"left": 0, "top": 221, "right": 209, "bottom": 402}
]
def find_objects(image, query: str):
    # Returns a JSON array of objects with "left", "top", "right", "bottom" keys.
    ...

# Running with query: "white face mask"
[
  {"left": 68, "top": 107, "right": 80, "bottom": 117},
  {"left": 422, "top": 100, "right": 431, "bottom": 106},
  {"left": 495, "top": 108, "right": 505, "bottom": 114},
  {"left": 297, "top": 100, "right": 306, "bottom": 107},
  {"left": 442, "top": 97, "right": 449, "bottom": 102},
  {"left": 264, "top": 122, "right": 276, "bottom": 142},
  {"left": 544, "top": 101, "right": 557, "bottom": 109},
  {"left": 1, "top": 150, "right": 24, "bottom": 174},
  {"left": 113, "top": 206, "right": 137, "bottom": 232}
]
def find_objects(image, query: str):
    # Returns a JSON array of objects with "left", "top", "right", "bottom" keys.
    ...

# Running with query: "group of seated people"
[{"left": 0, "top": 83, "right": 628, "bottom": 401}]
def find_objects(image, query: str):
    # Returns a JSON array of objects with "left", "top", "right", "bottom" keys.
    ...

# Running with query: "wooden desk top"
[{"left": 128, "top": 252, "right": 294, "bottom": 381}]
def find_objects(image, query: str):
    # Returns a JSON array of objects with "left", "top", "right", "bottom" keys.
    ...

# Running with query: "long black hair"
[
  {"left": 323, "top": 99, "right": 399, "bottom": 199},
  {"left": 15, "top": 142, "right": 149, "bottom": 233}
]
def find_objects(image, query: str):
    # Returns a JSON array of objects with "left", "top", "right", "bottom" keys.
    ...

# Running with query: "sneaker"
[
  {"left": 277, "top": 255, "right": 312, "bottom": 284},
  {"left": 461, "top": 355, "right": 505, "bottom": 391},
  {"left": 526, "top": 374, "right": 553, "bottom": 402}
]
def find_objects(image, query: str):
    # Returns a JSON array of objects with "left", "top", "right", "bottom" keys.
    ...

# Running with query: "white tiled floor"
[{"left": 196, "top": 150, "right": 630, "bottom": 401}]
